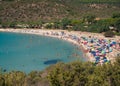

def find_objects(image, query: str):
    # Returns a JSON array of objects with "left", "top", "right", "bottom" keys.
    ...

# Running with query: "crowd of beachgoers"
[{"left": 0, "top": 28, "right": 120, "bottom": 65}]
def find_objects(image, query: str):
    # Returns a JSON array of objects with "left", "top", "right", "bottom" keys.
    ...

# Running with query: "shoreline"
[{"left": 0, "top": 28, "right": 120, "bottom": 63}]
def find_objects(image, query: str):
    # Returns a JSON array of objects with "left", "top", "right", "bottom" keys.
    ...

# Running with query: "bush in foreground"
[{"left": 0, "top": 57, "right": 120, "bottom": 86}]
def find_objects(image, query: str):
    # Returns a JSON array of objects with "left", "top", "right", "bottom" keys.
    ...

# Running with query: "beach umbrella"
[
  {"left": 91, "top": 51, "right": 96, "bottom": 56},
  {"left": 112, "top": 41, "right": 116, "bottom": 45},
  {"left": 110, "top": 44, "right": 113, "bottom": 47},
  {"left": 104, "top": 59, "right": 108, "bottom": 63},
  {"left": 95, "top": 60, "right": 99, "bottom": 64},
  {"left": 97, "top": 48, "right": 102, "bottom": 51},
  {"left": 101, "top": 50, "right": 106, "bottom": 54},
  {"left": 109, "top": 47, "right": 112, "bottom": 52},
  {"left": 96, "top": 52, "right": 99, "bottom": 56},
  {"left": 95, "top": 56, "right": 100, "bottom": 60}
]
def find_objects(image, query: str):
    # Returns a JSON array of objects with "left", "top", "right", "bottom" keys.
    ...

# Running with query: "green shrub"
[
  {"left": 114, "top": 32, "right": 120, "bottom": 36},
  {"left": 112, "top": 13, "right": 120, "bottom": 18},
  {"left": 104, "top": 31, "right": 115, "bottom": 37}
]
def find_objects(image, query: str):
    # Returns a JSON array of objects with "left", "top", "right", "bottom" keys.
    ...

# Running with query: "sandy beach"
[{"left": 0, "top": 28, "right": 120, "bottom": 64}]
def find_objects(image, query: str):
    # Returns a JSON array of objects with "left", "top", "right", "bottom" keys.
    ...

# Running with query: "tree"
[
  {"left": 53, "top": 20, "right": 60, "bottom": 29},
  {"left": 83, "top": 14, "right": 96, "bottom": 24},
  {"left": 4, "top": 71, "right": 26, "bottom": 86},
  {"left": 0, "top": 19, "right": 2, "bottom": 24},
  {"left": 60, "top": 18, "right": 71, "bottom": 29},
  {"left": 115, "top": 19, "right": 120, "bottom": 32},
  {"left": 0, "top": 76, "right": 5, "bottom": 86},
  {"left": 9, "top": 22, "right": 17, "bottom": 28},
  {"left": 112, "top": 13, "right": 120, "bottom": 18}
]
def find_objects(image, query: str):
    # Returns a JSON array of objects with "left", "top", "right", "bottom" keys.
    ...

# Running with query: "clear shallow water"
[{"left": 0, "top": 32, "right": 86, "bottom": 73}]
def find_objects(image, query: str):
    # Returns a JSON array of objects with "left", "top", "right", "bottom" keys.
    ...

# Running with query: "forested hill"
[{"left": 0, "top": 0, "right": 120, "bottom": 23}]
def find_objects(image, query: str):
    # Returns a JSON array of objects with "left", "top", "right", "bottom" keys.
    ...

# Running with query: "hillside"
[{"left": 0, "top": 0, "right": 120, "bottom": 23}]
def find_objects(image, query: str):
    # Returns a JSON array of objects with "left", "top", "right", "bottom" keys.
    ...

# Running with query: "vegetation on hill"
[
  {"left": 0, "top": 57, "right": 120, "bottom": 86},
  {"left": 0, "top": 0, "right": 120, "bottom": 35},
  {"left": 0, "top": 12, "right": 120, "bottom": 35},
  {"left": 0, "top": 0, "right": 119, "bottom": 32},
  {"left": 0, "top": 0, "right": 120, "bottom": 23}
]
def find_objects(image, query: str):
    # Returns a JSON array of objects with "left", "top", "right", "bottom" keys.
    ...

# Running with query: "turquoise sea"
[{"left": 0, "top": 32, "right": 87, "bottom": 73}]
